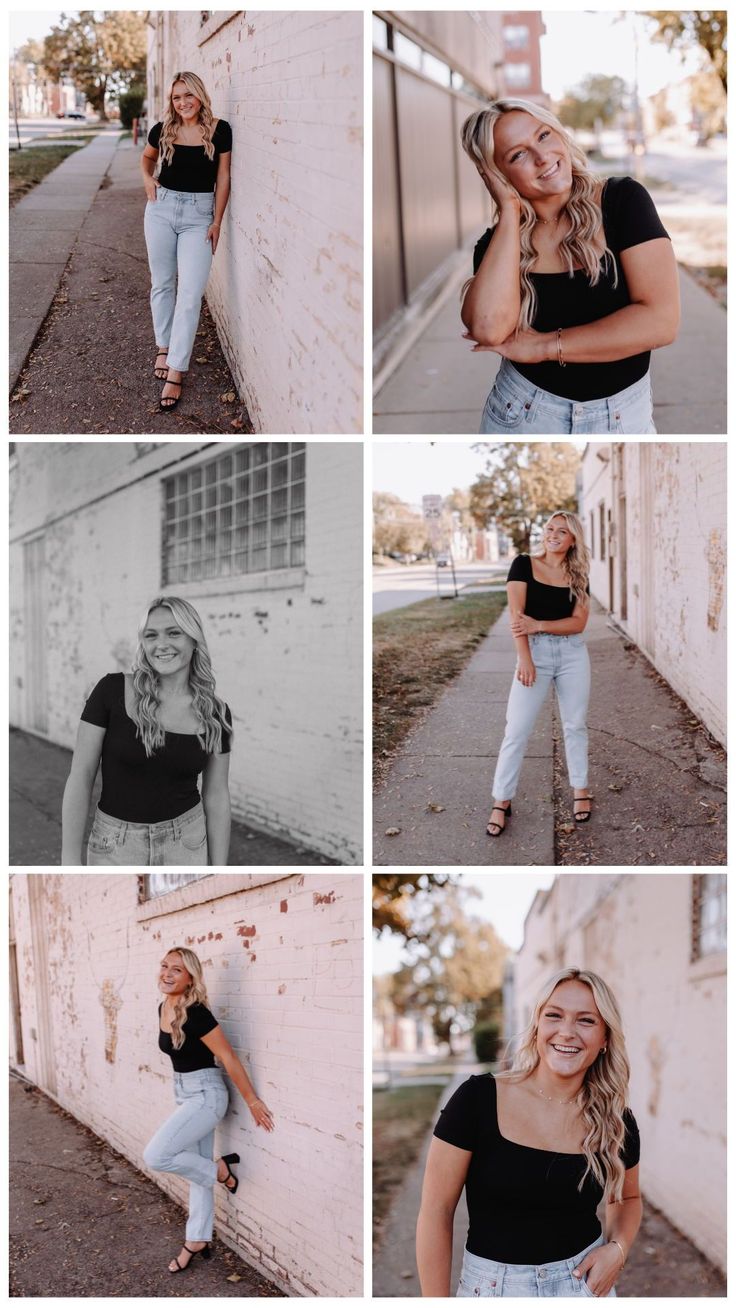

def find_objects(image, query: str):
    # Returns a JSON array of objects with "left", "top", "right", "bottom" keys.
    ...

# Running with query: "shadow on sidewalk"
[
  {"left": 10, "top": 139, "right": 251, "bottom": 436},
  {"left": 10, "top": 1074, "right": 281, "bottom": 1297},
  {"left": 10, "top": 728, "right": 336, "bottom": 867}
]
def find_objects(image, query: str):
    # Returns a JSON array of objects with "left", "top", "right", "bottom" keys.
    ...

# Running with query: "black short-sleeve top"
[
  {"left": 472, "top": 177, "right": 670, "bottom": 401},
  {"left": 80, "top": 672, "right": 232, "bottom": 824},
  {"left": 434, "top": 1074, "right": 640, "bottom": 1264},
  {"left": 158, "top": 1001, "right": 219, "bottom": 1072},
  {"left": 507, "top": 553, "right": 588, "bottom": 621},
  {"left": 148, "top": 119, "right": 232, "bottom": 193}
]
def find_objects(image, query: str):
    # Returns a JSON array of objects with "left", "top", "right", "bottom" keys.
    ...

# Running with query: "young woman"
[
  {"left": 461, "top": 99, "right": 680, "bottom": 435},
  {"left": 144, "top": 947, "right": 274, "bottom": 1274},
  {"left": 417, "top": 968, "right": 642, "bottom": 1298},
  {"left": 141, "top": 72, "right": 232, "bottom": 411},
  {"left": 488, "top": 512, "right": 592, "bottom": 837},
  {"left": 61, "top": 596, "right": 232, "bottom": 866}
]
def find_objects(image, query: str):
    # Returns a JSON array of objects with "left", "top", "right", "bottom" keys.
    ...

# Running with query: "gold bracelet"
[
  {"left": 557, "top": 327, "right": 566, "bottom": 367},
  {"left": 610, "top": 1239, "right": 626, "bottom": 1267}
]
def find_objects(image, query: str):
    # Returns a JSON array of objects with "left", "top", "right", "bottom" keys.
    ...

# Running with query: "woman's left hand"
[
  {"left": 463, "top": 328, "right": 553, "bottom": 364},
  {"left": 206, "top": 223, "right": 221, "bottom": 254},
  {"left": 510, "top": 614, "right": 538, "bottom": 637},
  {"left": 248, "top": 1096, "right": 275, "bottom": 1132},
  {"left": 573, "top": 1242, "right": 625, "bottom": 1298}
]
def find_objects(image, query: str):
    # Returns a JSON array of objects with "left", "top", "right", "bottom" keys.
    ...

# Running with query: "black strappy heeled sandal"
[
  {"left": 168, "top": 1241, "right": 211, "bottom": 1274},
  {"left": 218, "top": 1152, "right": 240, "bottom": 1195},
  {"left": 159, "top": 377, "right": 183, "bottom": 411},
  {"left": 486, "top": 802, "right": 512, "bottom": 838},
  {"left": 573, "top": 794, "right": 594, "bottom": 824},
  {"left": 153, "top": 349, "right": 169, "bottom": 380}
]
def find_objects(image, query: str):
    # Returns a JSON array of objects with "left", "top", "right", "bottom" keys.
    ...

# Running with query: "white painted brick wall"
[
  {"left": 147, "top": 10, "right": 363, "bottom": 434},
  {"left": 580, "top": 443, "right": 726, "bottom": 743},
  {"left": 9, "top": 442, "right": 363, "bottom": 862},
  {"left": 10, "top": 873, "right": 364, "bottom": 1297},
  {"left": 514, "top": 875, "right": 726, "bottom": 1270}
]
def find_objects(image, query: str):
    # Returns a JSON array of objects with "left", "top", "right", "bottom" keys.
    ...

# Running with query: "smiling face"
[
  {"left": 492, "top": 110, "right": 572, "bottom": 201},
  {"left": 544, "top": 515, "right": 574, "bottom": 558},
  {"left": 142, "top": 605, "right": 196, "bottom": 679},
  {"left": 536, "top": 978, "right": 607, "bottom": 1080},
  {"left": 171, "top": 80, "right": 202, "bottom": 123},
  {"left": 159, "top": 952, "right": 192, "bottom": 998}
]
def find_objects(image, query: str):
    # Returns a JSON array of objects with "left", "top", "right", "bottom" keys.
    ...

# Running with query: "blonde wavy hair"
[
  {"left": 160, "top": 948, "right": 210, "bottom": 1051},
  {"left": 461, "top": 98, "right": 618, "bottom": 332},
  {"left": 498, "top": 967, "right": 631, "bottom": 1203},
  {"left": 158, "top": 71, "right": 216, "bottom": 168},
  {"left": 533, "top": 510, "right": 590, "bottom": 607},
  {"left": 131, "top": 596, "right": 230, "bottom": 758}
]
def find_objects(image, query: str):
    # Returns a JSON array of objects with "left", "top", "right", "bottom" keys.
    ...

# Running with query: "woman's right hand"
[
  {"left": 144, "top": 177, "right": 160, "bottom": 202},
  {"left": 475, "top": 157, "right": 520, "bottom": 215},
  {"left": 516, "top": 656, "right": 536, "bottom": 688}
]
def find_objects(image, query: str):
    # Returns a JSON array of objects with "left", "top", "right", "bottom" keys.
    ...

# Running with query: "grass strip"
[
  {"left": 373, "top": 1083, "right": 447, "bottom": 1248},
  {"left": 10, "top": 143, "right": 85, "bottom": 205},
  {"left": 373, "top": 591, "right": 507, "bottom": 787}
]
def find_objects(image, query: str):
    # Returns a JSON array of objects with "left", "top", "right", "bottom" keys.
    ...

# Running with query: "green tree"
[
  {"left": 43, "top": 11, "right": 147, "bottom": 120},
  {"left": 470, "top": 442, "right": 580, "bottom": 553},
  {"left": 373, "top": 874, "right": 453, "bottom": 938},
  {"left": 641, "top": 10, "right": 727, "bottom": 91},
  {"left": 373, "top": 491, "right": 429, "bottom": 558},
  {"left": 557, "top": 74, "right": 628, "bottom": 132},
  {"left": 389, "top": 885, "right": 508, "bottom": 1054}
]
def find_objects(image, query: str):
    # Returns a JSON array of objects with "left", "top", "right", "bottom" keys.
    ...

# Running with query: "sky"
[
  {"left": 373, "top": 440, "right": 583, "bottom": 506},
  {"left": 373, "top": 873, "right": 555, "bottom": 976},
  {"left": 540, "top": 10, "right": 705, "bottom": 102},
  {"left": 10, "top": 11, "right": 63, "bottom": 50}
]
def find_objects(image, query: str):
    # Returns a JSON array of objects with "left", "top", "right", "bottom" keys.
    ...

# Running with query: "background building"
[
  {"left": 512, "top": 874, "right": 726, "bottom": 1273},
  {"left": 501, "top": 11, "right": 547, "bottom": 103},
  {"left": 10, "top": 442, "right": 363, "bottom": 864},
  {"left": 146, "top": 10, "right": 363, "bottom": 435},
  {"left": 9, "top": 872, "right": 363, "bottom": 1297},
  {"left": 579, "top": 442, "right": 726, "bottom": 745}
]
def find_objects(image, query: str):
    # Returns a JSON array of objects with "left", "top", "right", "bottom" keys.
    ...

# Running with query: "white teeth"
[
  {"left": 553, "top": 1045, "right": 581, "bottom": 1053},
  {"left": 540, "top": 162, "right": 559, "bottom": 179}
]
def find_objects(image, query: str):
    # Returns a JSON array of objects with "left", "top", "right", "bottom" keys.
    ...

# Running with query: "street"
[
  {"left": 374, "top": 560, "right": 506, "bottom": 615},
  {"left": 9, "top": 115, "right": 113, "bottom": 147}
]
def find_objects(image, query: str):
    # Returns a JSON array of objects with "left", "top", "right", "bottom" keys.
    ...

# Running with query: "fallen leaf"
[
  {"left": 195, "top": 355, "right": 208, "bottom": 364},
  {"left": 220, "top": 390, "right": 236, "bottom": 403},
  {"left": 385, "top": 827, "right": 401, "bottom": 836},
  {"left": 226, "top": 1273, "right": 243, "bottom": 1282},
  {"left": 427, "top": 802, "right": 445, "bottom": 812}
]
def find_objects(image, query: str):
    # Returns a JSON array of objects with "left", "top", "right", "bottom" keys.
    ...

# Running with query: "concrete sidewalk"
[
  {"left": 10, "top": 1073, "right": 280, "bottom": 1297},
  {"left": 373, "top": 265, "right": 725, "bottom": 435},
  {"left": 10, "top": 129, "right": 122, "bottom": 390},
  {"left": 10, "top": 137, "right": 249, "bottom": 435},
  {"left": 372, "top": 1066, "right": 727, "bottom": 1298},
  {"left": 373, "top": 602, "right": 726, "bottom": 867},
  {"left": 10, "top": 728, "right": 336, "bottom": 867}
]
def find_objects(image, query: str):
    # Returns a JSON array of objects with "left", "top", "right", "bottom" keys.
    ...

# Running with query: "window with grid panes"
[{"left": 163, "top": 444, "right": 306, "bottom": 584}]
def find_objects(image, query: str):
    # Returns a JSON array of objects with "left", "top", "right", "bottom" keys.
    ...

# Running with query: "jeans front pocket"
[
  {"left": 87, "top": 821, "right": 118, "bottom": 854},
  {"left": 484, "top": 384, "right": 528, "bottom": 430},
  {"left": 457, "top": 1274, "right": 498, "bottom": 1298}
]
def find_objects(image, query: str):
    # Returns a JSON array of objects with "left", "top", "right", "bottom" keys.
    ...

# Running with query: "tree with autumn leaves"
[{"left": 43, "top": 11, "right": 146, "bottom": 120}]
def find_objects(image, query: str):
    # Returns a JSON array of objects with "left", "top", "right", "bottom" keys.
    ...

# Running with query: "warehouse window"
[
  {"left": 163, "top": 443, "right": 306, "bottom": 583},
  {"left": 504, "top": 63, "right": 531, "bottom": 89},
  {"left": 691, "top": 874, "right": 726, "bottom": 960},
  {"left": 504, "top": 24, "right": 530, "bottom": 49},
  {"left": 141, "top": 874, "right": 211, "bottom": 901}
]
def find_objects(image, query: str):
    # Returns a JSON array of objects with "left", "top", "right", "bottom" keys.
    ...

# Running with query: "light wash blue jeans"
[
  {"left": 143, "top": 186, "right": 215, "bottom": 371},
  {"left": 480, "top": 359, "right": 656, "bottom": 435},
  {"left": 493, "top": 633, "right": 591, "bottom": 799},
  {"left": 457, "top": 1234, "right": 616, "bottom": 1297},
  {"left": 143, "top": 1068, "right": 229, "bottom": 1241},
  {"left": 86, "top": 801, "right": 208, "bottom": 866}
]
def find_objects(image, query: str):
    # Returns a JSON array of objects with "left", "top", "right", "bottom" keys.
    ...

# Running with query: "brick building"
[
  {"left": 501, "top": 11, "right": 547, "bottom": 104},
  {"left": 511, "top": 874, "right": 726, "bottom": 1272},
  {"left": 145, "top": 10, "right": 363, "bottom": 435},
  {"left": 9, "top": 872, "right": 364, "bottom": 1297},
  {"left": 579, "top": 442, "right": 726, "bottom": 745},
  {"left": 9, "top": 442, "right": 363, "bottom": 863}
]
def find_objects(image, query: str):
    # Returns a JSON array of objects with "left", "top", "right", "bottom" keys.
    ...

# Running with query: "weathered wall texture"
[
  {"left": 9, "top": 442, "right": 363, "bottom": 863},
  {"left": 580, "top": 442, "right": 726, "bottom": 744},
  {"left": 10, "top": 873, "right": 364, "bottom": 1297},
  {"left": 146, "top": 10, "right": 363, "bottom": 434},
  {"left": 513, "top": 875, "right": 726, "bottom": 1271}
]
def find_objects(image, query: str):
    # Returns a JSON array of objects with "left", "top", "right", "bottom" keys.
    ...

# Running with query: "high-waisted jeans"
[
  {"left": 143, "top": 186, "right": 215, "bottom": 371},
  {"left": 457, "top": 1235, "right": 616, "bottom": 1297},
  {"left": 480, "top": 359, "right": 656, "bottom": 435},
  {"left": 143, "top": 1068, "right": 229, "bottom": 1241},
  {"left": 493, "top": 633, "right": 591, "bottom": 799},
  {"left": 86, "top": 800, "right": 208, "bottom": 866}
]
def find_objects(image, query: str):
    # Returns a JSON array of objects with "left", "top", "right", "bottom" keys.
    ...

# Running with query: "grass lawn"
[
  {"left": 10, "top": 143, "right": 86, "bottom": 205},
  {"left": 373, "top": 1083, "right": 447, "bottom": 1248},
  {"left": 373, "top": 592, "right": 507, "bottom": 787}
]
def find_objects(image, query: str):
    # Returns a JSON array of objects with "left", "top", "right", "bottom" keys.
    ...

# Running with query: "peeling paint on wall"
[
  {"left": 707, "top": 529, "right": 724, "bottom": 631},
  {"left": 100, "top": 979, "right": 123, "bottom": 1064}
]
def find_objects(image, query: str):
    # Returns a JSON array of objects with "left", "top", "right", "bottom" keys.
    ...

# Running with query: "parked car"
[{"left": 436, "top": 552, "right": 450, "bottom": 567}]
